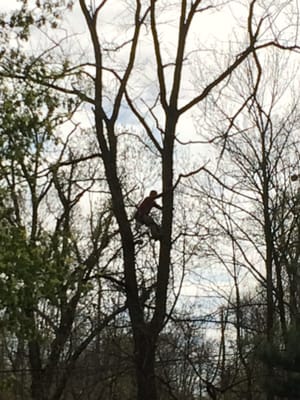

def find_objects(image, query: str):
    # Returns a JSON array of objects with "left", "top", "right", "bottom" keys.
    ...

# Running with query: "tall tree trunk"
[
  {"left": 26, "top": 311, "right": 45, "bottom": 400},
  {"left": 134, "top": 329, "right": 158, "bottom": 400},
  {"left": 261, "top": 129, "right": 274, "bottom": 400},
  {"left": 29, "top": 352, "right": 44, "bottom": 400}
]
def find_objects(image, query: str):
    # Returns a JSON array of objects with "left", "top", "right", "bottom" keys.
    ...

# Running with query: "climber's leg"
[{"left": 149, "top": 223, "right": 162, "bottom": 240}]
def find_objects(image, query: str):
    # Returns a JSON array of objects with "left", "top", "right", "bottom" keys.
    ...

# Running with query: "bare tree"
[{"left": 190, "top": 45, "right": 300, "bottom": 399}]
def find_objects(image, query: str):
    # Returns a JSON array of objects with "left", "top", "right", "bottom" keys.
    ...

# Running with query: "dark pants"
[{"left": 135, "top": 213, "right": 161, "bottom": 240}]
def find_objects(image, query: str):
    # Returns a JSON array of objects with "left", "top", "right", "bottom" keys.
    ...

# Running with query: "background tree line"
[{"left": 0, "top": 1, "right": 300, "bottom": 399}]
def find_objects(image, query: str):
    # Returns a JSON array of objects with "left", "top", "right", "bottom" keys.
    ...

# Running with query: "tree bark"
[{"left": 134, "top": 328, "right": 158, "bottom": 400}]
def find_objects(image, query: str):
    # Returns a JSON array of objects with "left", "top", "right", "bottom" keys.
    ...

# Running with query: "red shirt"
[{"left": 137, "top": 196, "right": 160, "bottom": 215}]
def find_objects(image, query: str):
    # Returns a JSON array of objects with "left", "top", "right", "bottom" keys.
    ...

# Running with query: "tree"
[
  {"left": 0, "top": 74, "right": 129, "bottom": 400},
  {"left": 1, "top": 1, "right": 300, "bottom": 399},
  {"left": 191, "top": 45, "right": 300, "bottom": 399}
]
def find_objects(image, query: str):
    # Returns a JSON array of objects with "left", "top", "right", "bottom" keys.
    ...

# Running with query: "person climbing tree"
[{"left": 134, "top": 190, "right": 162, "bottom": 240}]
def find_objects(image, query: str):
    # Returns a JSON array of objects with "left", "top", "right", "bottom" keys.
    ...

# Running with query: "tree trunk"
[
  {"left": 28, "top": 340, "right": 46, "bottom": 400},
  {"left": 134, "top": 328, "right": 158, "bottom": 400},
  {"left": 261, "top": 130, "right": 275, "bottom": 400}
]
